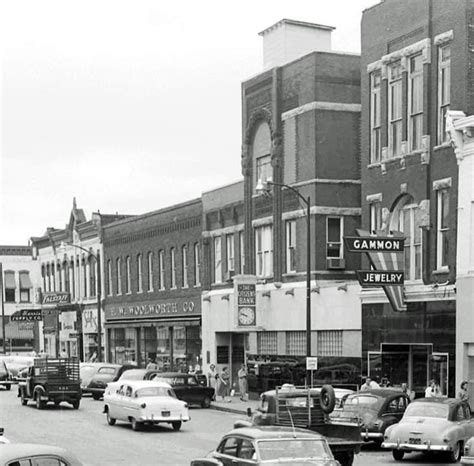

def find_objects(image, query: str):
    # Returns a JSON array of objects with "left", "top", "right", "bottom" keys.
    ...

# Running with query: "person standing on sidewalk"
[
  {"left": 217, "top": 367, "right": 231, "bottom": 402},
  {"left": 207, "top": 364, "right": 217, "bottom": 400},
  {"left": 238, "top": 364, "right": 248, "bottom": 401}
]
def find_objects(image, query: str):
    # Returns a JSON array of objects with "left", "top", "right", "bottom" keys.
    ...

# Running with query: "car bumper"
[
  {"left": 85, "top": 387, "right": 105, "bottom": 395},
  {"left": 382, "top": 441, "right": 452, "bottom": 452},
  {"left": 362, "top": 432, "right": 384, "bottom": 441},
  {"left": 139, "top": 414, "right": 190, "bottom": 423},
  {"left": 461, "top": 457, "right": 474, "bottom": 465}
]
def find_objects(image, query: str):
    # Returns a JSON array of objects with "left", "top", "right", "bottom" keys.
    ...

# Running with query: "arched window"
[
  {"left": 252, "top": 121, "right": 272, "bottom": 190},
  {"left": 116, "top": 258, "right": 122, "bottom": 295},
  {"left": 182, "top": 245, "right": 188, "bottom": 288},
  {"left": 107, "top": 259, "right": 113, "bottom": 296},
  {"left": 137, "top": 254, "right": 143, "bottom": 292},
  {"left": 159, "top": 250, "right": 165, "bottom": 290},
  {"left": 170, "top": 248, "right": 176, "bottom": 288},
  {"left": 147, "top": 252, "right": 153, "bottom": 292},
  {"left": 194, "top": 243, "right": 200, "bottom": 286},
  {"left": 125, "top": 256, "right": 131, "bottom": 293}
]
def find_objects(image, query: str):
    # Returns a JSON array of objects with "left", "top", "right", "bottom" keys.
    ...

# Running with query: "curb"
[{"left": 210, "top": 404, "right": 248, "bottom": 415}]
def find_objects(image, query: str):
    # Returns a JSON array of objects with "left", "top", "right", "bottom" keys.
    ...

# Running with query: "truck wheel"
[
  {"left": 35, "top": 393, "right": 45, "bottom": 410},
  {"left": 92, "top": 393, "right": 101, "bottom": 401},
  {"left": 5, "top": 384, "right": 11, "bottom": 391},
  {"left": 106, "top": 412, "right": 116, "bottom": 426},
  {"left": 336, "top": 451, "right": 354, "bottom": 466},
  {"left": 72, "top": 400, "right": 80, "bottom": 410},
  {"left": 446, "top": 442, "right": 461, "bottom": 463},
  {"left": 20, "top": 391, "right": 27, "bottom": 406},
  {"left": 201, "top": 395, "right": 211, "bottom": 408},
  {"left": 320, "top": 385, "right": 336, "bottom": 414},
  {"left": 392, "top": 450, "right": 404, "bottom": 461}
]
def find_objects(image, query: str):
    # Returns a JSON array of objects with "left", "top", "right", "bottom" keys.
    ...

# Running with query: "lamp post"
[
  {"left": 255, "top": 179, "right": 312, "bottom": 385},
  {"left": 59, "top": 242, "right": 102, "bottom": 362}
]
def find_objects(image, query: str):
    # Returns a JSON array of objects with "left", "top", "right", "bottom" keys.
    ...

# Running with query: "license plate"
[
  {"left": 161, "top": 411, "right": 170, "bottom": 417},
  {"left": 409, "top": 438, "right": 421, "bottom": 445}
]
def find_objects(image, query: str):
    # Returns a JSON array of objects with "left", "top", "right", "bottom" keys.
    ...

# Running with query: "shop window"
[
  {"left": 156, "top": 327, "right": 170, "bottom": 370},
  {"left": 4, "top": 271, "right": 16, "bottom": 303},
  {"left": 326, "top": 217, "right": 343, "bottom": 259},
  {"left": 137, "top": 254, "right": 143, "bottom": 293},
  {"left": 182, "top": 245, "right": 188, "bottom": 288},
  {"left": 408, "top": 54, "right": 423, "bottom": 151},
  {"left": 286, "top": 331, "right": 306, "bottom": 356},
  {"left": 370, "top": 70, "right": 381, "bottom": 163},
  {"left": 19, "top": 271, "right": 32, "bottom": 303},
  {"left": 147, "top": 252, "right": 154, "bottom": 292},
  {"left": 255, "top": 225, "right": 273, "bottom": 278},
  {"left": 125, "top": 256, "right": 131, "bottom": 294},
  {"left": 116, "top": 258, "right": 122, "bottom": 295},
  {"left": 437, "top": 188, "right": 450, "bottom": 269},
  {"left": 257, "top": 332, "right": 278, "bottom": 355},
  {"left": 388, "top": 61, "right": 402, "bottom": 158},
  {"left": 438, "top": 45, "right": 451, "bottom": 144},
  {"left": 286, "top": 220, "right": 296, "bottom": 273},
  {"left": 317, "top": 330, "right": 343, "bottom": 357},
  {"left": 159, "top": 250, "right": 165, "bottom": 290},
  {"left": 194, "top": 243, "right": 200, "bottom": 286},
  {"left": 217, "top": 346, "right": 229, "bottom": 364},
  {"left": 170, "top": 248, "right": 176, "bottom": 288},
  {"left": 214, "top": 237, "right": 222, "bottom": 284}
]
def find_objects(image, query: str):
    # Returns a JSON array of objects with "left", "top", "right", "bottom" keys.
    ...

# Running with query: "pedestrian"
[
  {"left": 401, "top": 382, "right": 415, "bottom": 401},
  {"left": 208, "top": 364, "right": 217, "bottom": 389},
  {"left": 146, "top": 358, "right": 158, "bottom": 370},
  {"left": 458, "top": 380, "right": 469, "bottom": 402},
  {"left": 238, "top": 363, "right": 248, "bottom": 401},
  {"left": 89, "top": 351, "right": 97, "bottom": 362},
  {"left": 360, "top": 376, "right": 379, "bottom": 391},
  {"left": 425, "top": 379, "right": 440, "bottom": 398},
  {"left": 217, "top": 367, "right": 231, "bottom": 402}
]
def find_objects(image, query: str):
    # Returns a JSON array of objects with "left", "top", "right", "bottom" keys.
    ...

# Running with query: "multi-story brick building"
[
  {"left": 360, "top": 0, "right": 474, "bottom": 396},
  {"left": 102, "top": 199, "right": 203, "bottom": 371},
  {"left": 202, "top": 19, "right": 362, "bottom": 392},
  {"left": 0, "top": 245, "right": 40, "bottom": 353}
]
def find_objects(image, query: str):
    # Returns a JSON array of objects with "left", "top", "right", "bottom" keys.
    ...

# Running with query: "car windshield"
[
  {"left": 404, "top": 403, "right": 449, "bottom": 419},
  {"left": 98, "top": 367, "right": 117, "bottom": 375},
  {"left": 257, "top": 438, "right": 332, "bottom": 461},
  {"left": 135, "top": 387, "right": 177, "bottom": 398},
  {"left": 344, "top": 395, "right": 381, "bottom": 410},
  {"left": 120, "top": 370, "right": 145, "bottom": 380},
  {"left": 152, "top": 376, "right": 174, "bottom": 384}
]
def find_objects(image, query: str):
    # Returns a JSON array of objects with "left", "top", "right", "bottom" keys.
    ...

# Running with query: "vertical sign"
[{"left": 234, "top": 275, "right": 257, "bottom": 327}]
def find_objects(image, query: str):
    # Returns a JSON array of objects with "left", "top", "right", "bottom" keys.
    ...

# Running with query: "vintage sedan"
[
  {"left": 382, "top": 398, "right": 474, "bottom": 463},
  {"left": 334, "top": 389, "right": 410, "bottom": 445},
  {"left": 190, "top": 426, "right": 340, "bottom": 466},
  {"left": 103, "top": 380, "right": 190, "bottom": 431},
  {"left": 462, "top": 435, "right": 474, "bottom": 464},
  {"left": 0, "top": 443, "right": 82, "bottom": 465},
  {"left": 84, "top": 363, "right": 136, "bottom": 399}
]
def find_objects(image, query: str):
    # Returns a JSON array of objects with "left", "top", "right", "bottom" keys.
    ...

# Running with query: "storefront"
[{"left": 105, "top": 296, "right": 202, "bottom": 371}]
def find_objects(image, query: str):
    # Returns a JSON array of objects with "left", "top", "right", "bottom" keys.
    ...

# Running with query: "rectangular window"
[
  {"left": 159, "top": 250, "right": 165, "bottom": 290},
  {"left": 125, "top": 256, "right": 131, "bottom": 294},
  {"left": 256, "top": 155, "right": 272, "bottom": 184},
  {"left": 257, "top": 332, "right": 278, "bottom": 355},
  {"left": 182, "top": 245, "right": 188, "bottom": 288},
  {"left": 239, "top": 231, "right": 245, "bottom": 274},
  {"left": 370, "top": 203, "right": 382, "bottom": 232},
  {"left": 255, "top": 225, "right": 273, "bottom": 278},
  {"left": 4, "top": 271, "right": 16, "bottom": 303},
  {"left": 317, "top": 330, "right": 343, "bottom": 357},
  {"left": 170, "top": 248, "right": 176, "bottom": 288},
  {"left": 408, "top": 54, "right": 423, "bottom": 151},
  {"left": 370, "top": 71, "right": 381, "bottom": 163},
  {"left": 398, "top": 204, "right": 422, "bottom": 281},
  {"left": 147, "top": 252, "right": 153, "bottom": 292},
  {"left": 286, "top": 331, "right": 306, "bottom": 356},
  {"left": 89, "top": 257, "right": 96, "bottom": 297},
  {"left": 437, "top": 189, "right": 450, "bottom": 269},
  {"left": 107, "top": 260, "right": 113, "bottom": 296},
  {"left": 388, "top": 61, "right": 402, "bottom": 157},
  {"left": 326, "top": 217, "right": 343, "bottom": 259},
  {"left": 286, "top": 220, "right": 296, "bottom": 273},
  {"left": 214, "top": 236, "right": 222, "bottom": 284},
  {"left": 136, "top": 254, "right": 143, "bottom": 292},
  {"left": 194, "top": 243, "right": 200, "bottom": 286},
  {"left": 19, "top": 271, "right": 32, "bottom": 303},
  {"left": 226, "top": 234, "right": 234, "bottom": 272},
  {"left": 438, "top": 45, "right": 451, "bottom": 144}
]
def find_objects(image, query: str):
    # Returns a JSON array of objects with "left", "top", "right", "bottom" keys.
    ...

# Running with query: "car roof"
[
  {"left": 409, "top": 397, "right": 461, "bottom": 406},
  {"left": 116, "top": 380, "right": 172, "bottom": 389},
  {"left": 225, "top": 426, "right": 326, "bottom": 441},
  {"left": 350, "top": 389, "right": 406, "bottom": 398},
  {"left": 152, "top": 372, "right": 191, "bottom": 377},
  {"left": 0, "top": 444, "right": 82, "bottom": 465},
  {"left": 122, "top": 369, "right": 147, "bottom": 375}
]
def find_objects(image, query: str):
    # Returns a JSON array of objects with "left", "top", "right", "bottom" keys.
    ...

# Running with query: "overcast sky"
[{"left": 0, "top": 0, "right": 376, "bottom": 245}]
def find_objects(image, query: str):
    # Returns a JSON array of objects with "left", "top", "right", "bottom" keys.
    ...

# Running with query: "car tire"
[
  {"left": 92, "top": 393, "right": 101, "bottom": 401},
  {"left": 72, "top": 400, "right": 80, "bottom": 410},
  {"left": 5, "top": 384, "right": 11, "bottom": 391},
  {"left": 201, "top": 395, "right": 211, "bottom": 408},
  {"left": 446, "top": 442, "right": 461, "bottom": 463},
  {"left": 54, "top": 400, "right": 60, "bottom": 407},
  {"left": 131, "top": 418, "right": 142, "bottom": 431},
  {"left": 392, "top": 450, "right": 404, "bottom": 461},
  {"left": 172, "top": 421, "right": 182, "bottom": 431},
  {"left": 320, "top": 385, "right": 336, "bottom": 414},
  {"left": 35, "top": 393, "right": 45, "bottom": 410},
  {"left": 336, "top": 451, "right": 354, "bottom": 466},
  {"left": 106, "top": 412, "right": 116, "bottom": 426},
  {"left": 20, "top": 391, "right": 27, "bottom": 406}
]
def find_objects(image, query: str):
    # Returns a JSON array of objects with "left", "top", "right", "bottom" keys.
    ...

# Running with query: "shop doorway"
[
  {"left": 215, "top": 332, "right": 247, "bottom": 390},
  {"left": 368, "top": 343, "right": 449, "bottom": 397}
]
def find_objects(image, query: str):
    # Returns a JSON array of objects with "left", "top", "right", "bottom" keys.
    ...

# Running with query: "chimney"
[{"left": 259, "top": 19, "right": 335, "bottom": 70}]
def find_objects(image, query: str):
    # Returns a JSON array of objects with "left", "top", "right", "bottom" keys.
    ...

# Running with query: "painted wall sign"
[
  {"left": 42, "top": 292, "right": 71, "bottom": 305},
  {"left": 105, "top": 297, "right": 201, "bottom": 320},
  {"left": 357, "top": 270, "right": 404, "bottom": 286}
]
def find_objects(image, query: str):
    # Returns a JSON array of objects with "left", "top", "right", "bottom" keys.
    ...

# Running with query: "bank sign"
[{"left": 105, "top": 297, "right": 200, "bottom": 320}]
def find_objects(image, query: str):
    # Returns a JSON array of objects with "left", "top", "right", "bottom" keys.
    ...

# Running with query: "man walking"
[{"left": 238, "top": 363, "right": 248, "bottom": 401}]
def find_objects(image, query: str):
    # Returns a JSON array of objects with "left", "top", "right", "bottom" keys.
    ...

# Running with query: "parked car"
[
  {"left": 79, "top": 362, "right": 102, "bottom": 391},
  {"left": 103, "top": 380, "right": 190, "bottom": 431},
  {"left": 462, "top": 435, "right": 474, "bottom": 464},
  {"left": 146, "top": 371, "right": 215, "bottom": 408},
  {"left": 0, "top": 443, "right": 82, "bottom": 466},
  {"left": 334, "top": 389, "right": 410, "bottom": 446},
  {"left": 13, "top": 366, "right": 30, "bottom": 383},
  {"left": 190, "top": 426, "right": 340, "bottom": 466},
  {"left": 0, "top": 355, "right": 35, "bottom": 380},
  {"left": 0, "top": 359, "right": 13, "bottom": 390},
  {"left": 83, "top": 363, "right": 136, "bottom": 400},
  {"left": 0, "top": 427, "right": 10, "bottom": 444},
  {"left": 382, "top": 398, "right": 474, "bottom": 463}
]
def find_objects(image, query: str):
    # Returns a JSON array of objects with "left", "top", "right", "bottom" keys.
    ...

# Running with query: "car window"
[
  {"left": 187, "top": 376, "right": 198, "bottom": 386},
  {"left": 0, "top": 362, "right": 8, "bottom": 375},
  {"left": 173, "top": 377, "right": 186, "bottom": 386},
  {"left": 455, "top": 405, "right": 466, "bottom": 421},
  {"left": 218, "top": 437, "right": 240, "bottom": 457},
  {"left": 238, "top": 439, "right": 256, "bottom": 460},
  {"left": 387, "top": 397, "right": 404, "bottom": 413},
  {"left": 98, "top": 367, "right": 116, "bottom": 375},
  {"left": 464, "top": 405, "right": 471, "bottom": 420},
  {"left": 32, "top": 458, "right": 68, "bottom": 466},
  {"left": 405, "top": 402, "right": 448, "bottom": 418},
  {"left": 135, "top": 387, "right": 174, "bottom": 397},
  {"left": 124, "top": 386, "right": 132, "bottom": 397}
]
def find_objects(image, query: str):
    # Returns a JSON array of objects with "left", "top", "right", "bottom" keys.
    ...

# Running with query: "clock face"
[{"left": 238, "top": 307, "right": 255, "bottom": 326}]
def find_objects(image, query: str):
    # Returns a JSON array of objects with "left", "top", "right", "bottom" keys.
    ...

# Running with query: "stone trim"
[
  {"left": 281, "top": 101, "right": 361, "bottom": 121},
  {"left": 292, "top": 178, "right": 361, "bottom": 187},
  {"left": 203, "top": 224, "right": 244, "bottom": 238},
  {"left": 366, "top": 193, "right": 382, "bottom": 203},
  {"left": 434, "top": 30, "right": 454, "bottom": 46},
  {"left": 381, "top": 38, "right": 431, "bottom": 65},
  {"left": 432, "top": 177, "right": 452, "bottom": 191},
  {"left": 367, "top": 59, "right": 382, "bottom": 73}
]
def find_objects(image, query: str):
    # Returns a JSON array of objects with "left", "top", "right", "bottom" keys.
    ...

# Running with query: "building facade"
[
  {"left": 202, "top": 19, "right": 363, "bottom": 393},
  {"left": 0, "top": 246, "right": 40, "bottom": 353},
  {"left": 102, "top": 199, "right": 203, "bottom": 371},
  {"left": 360, "top": 0, "right": 474, "bottom": 396}
]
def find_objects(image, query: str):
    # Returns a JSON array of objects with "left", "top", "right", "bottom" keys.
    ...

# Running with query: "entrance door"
[{"left": 430, "top": 352, "right": 449, "bottom": 396}]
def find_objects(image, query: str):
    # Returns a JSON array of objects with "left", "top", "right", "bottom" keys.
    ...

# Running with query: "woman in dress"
[{"left": 217, "top": 367, "right": 231, "bottom": 402}]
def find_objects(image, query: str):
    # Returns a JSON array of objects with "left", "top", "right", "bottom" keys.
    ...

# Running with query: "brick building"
[
  {"left": 102, "top": 199, "right": 203, "bottom": 371},
  {"left": 360, "top": 0, "right": 474, "bottom": 396},
  {"left": 202, "top": 19, "right": 362, "bottom": 392}
]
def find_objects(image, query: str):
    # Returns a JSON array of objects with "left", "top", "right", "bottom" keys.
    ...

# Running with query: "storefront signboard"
[
  {"left": 344, "top": 236, "right": 404, "bottom": 252},
  {"left": 11, "top": 309, "right": 42, "bottom": 322},
  {"left": 105, "top": 296, "right": 201, "bottom": 320},
  {"left": 42, "top": 292, "right": 71, "bottom": 306},
  {"left": 234, "top": 275, "right": 257, "bottom": 327},
  {"left": 357, "top": 270, "right": 404, "bottom": 286},
  {"left": 306, "top": 357, "right": 318, "bottom": 370}
]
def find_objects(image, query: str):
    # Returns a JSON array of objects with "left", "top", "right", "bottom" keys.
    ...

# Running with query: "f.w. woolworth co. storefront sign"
[{"left": 105, "top": 297, "right": 200, "bottom": 321}]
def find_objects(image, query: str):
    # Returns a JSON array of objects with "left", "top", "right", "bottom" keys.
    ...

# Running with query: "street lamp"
[
  {"left": 255, "top": 179, "right": 312, "bottom": 385},
  {"left": 59, "top": 242, "right": 102, "bottom": 362}
]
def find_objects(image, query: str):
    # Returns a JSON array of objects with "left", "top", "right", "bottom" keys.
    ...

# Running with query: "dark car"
[
  {"left": 84, "top": 364, "right": 136, "bottom": 400},
  {"left": 146, "top": 371, "right": 215, "bottom": 408},
  {"left": 0, "top": 360, "right": 13, "bottom": 390},
  {"left": 79, "top": 362, "right": 103, "bottom": 391},
  {"left": 336, "top": 389, "right": 410, "bottom": 445},
  {"left": 191, "top": 426, "right": 340, "bottom": 466}
]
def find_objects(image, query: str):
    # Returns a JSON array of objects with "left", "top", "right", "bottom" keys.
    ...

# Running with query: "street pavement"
[{"left": 0, "top": 388, "right": 451, "bottom": 465}]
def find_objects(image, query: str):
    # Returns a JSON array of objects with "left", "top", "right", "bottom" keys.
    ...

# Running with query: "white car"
[{"left": 103, "top": 380, "right": 190, "bottom": 431}]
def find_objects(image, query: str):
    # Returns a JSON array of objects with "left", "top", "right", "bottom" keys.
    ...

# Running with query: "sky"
[{"left": 0, "top": 0, "right": 377, "bottom": 245}]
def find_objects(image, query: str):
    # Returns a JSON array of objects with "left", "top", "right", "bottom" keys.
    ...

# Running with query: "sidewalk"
[{"left": 210, "top": 395, "right": 260, "bottom": 415}]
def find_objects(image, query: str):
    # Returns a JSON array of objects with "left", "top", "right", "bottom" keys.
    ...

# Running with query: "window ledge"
[
  {"left": 432, "top": 267, "right": 449, "bottom": 275},
  {"left": 433, "top": 142, "right": 451, "bottom": 151},
  {"left": 159, "top": 287, "right": 165, "bottom": 292},
  {"left": 137, "top": 290, "right": 143, "bottom": 294},
  {"left": 283, "top": 272, "right": 297, "bottom": 277},
  {"left": 367, "top": 162, "right": 381, "bottom": 168},
  {"left": 194, "top": 284, "right": 201, "bottom": 288},
  {"left": 182, "top": 285, "right": 189, "bottom": 290},
  {"left": 170, "top": 287, "right": 177, "bottom": 291},
  {"left": 147, "top": 289, "right": 154, "bottom": 293},
  {"left": 126, "top": 292, "right": 132, "bottom": 295}
]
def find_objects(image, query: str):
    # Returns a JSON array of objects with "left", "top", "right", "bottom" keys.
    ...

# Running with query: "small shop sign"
[
  {"left": 42, "top": 292, "right": 71, "bottom": 305},
  {"left": 11, "top": 309, "right": 43, "bottom": 322}
]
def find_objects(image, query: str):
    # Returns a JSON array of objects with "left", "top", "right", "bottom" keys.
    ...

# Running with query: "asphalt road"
[{"left": 0, "top": 388, "right": 451, "bottom": 465}]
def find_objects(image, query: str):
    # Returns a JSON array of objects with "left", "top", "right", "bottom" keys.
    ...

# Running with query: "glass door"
[{"left": 430, "top": 352, "right": 449, "bottom": 396}]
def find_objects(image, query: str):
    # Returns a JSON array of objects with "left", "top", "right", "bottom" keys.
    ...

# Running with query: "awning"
[
  {"left": 19, "top": 272, "right": 32, "bottom": 288},
  {"left": 0, "top": 318, "right": 34, "bottom": 339},
  {"left": 105, "top": 317, "right": 201, "bottom": 328},
  {"left": 4, "top": 272, "right": 15, "bottom": 289}
]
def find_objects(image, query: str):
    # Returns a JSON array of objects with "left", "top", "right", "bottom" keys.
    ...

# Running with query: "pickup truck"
[
  {"left": 235, "top": 384, "right": 361, "bottom": 466},
  {"left": 18, "top": 357, "right": 81, "bottom": 409}
]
